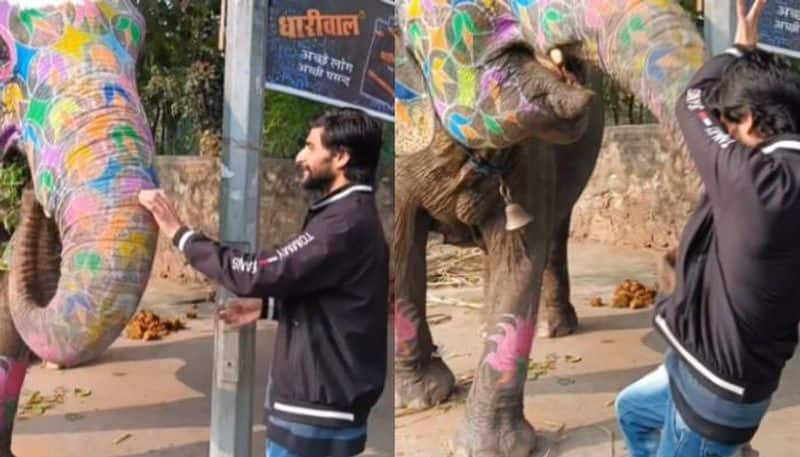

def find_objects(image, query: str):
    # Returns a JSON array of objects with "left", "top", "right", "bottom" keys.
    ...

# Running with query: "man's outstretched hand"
[
  {"left": 138, "top": 189, "right": 184, "bottom": 241},
  {"left": 736, "top": 0, "right": 767, "bottom": 50},
  {"left": 217, "top": 298, "right": 263, "bottom": 329}
]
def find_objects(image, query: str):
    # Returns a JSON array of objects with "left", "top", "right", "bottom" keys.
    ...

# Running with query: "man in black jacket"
[
  {"left": 139, "top": 109, "right": 389, "bottom": 457},
  {"left": 615, "top": 1, "right": 800, "bottom": 455}
]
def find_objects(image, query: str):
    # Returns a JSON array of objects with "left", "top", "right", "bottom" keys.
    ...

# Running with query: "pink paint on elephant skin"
[
  {"left": 394, "top": 300, "right": 418, "bottom": 358},
  {"left": 0, "top": 357, "right": 28, "bottom": 430},
  {"left": 485, "top": 314, "right": 536, "bottom": 386}
]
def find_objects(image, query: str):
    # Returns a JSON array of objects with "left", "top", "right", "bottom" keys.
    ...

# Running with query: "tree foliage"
[{"left": 135, "top": 0, "right": 223, "bottom": 155}]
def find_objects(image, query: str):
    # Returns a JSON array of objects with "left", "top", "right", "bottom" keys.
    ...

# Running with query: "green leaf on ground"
[{"left": 73, "top": 388, "right": 92, "bottom": 398}]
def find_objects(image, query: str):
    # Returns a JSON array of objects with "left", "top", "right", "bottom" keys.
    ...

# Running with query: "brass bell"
[
  {"left": 499, "top": 180, "right": 533, "bottom": 231},
  {"left": 504, "top": 202, "right": 533, "bottom": 231}
]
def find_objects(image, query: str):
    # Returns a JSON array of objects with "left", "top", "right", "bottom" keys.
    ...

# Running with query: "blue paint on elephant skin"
[
  {"left": 103, "top": 84, "right": 132, "bottom": 106},
  {"left": 88, "top": 157, "right": 123, "bottom": 195},
  {"left": 646, "top": 46, "right": 671, "bottom": 83},
  {"left": 14, "top": 43, "right": 35, "bottom": 80},
  {"left": 396, "top": 81, "right": 422, "bottom": 101}
]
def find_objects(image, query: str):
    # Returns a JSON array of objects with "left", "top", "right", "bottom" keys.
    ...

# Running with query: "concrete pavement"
[
  {"left": 12, "top": 280, "right": 394, "bottom": 457},
  {"left": 395, "top": 241, "right": 800, "bottom": 456}
]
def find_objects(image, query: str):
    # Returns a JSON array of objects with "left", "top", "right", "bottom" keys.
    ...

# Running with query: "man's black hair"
[
  {"left": 709, "top": 49, "right": 800, "bottom": 140},
  {"left": 311, "top": 108, "right": 383, "bottom": 186}
]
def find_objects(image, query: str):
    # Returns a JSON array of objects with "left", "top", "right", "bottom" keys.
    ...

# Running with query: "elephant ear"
[{"left": 395, "top": 38, "right": 436, "bottom": 156}]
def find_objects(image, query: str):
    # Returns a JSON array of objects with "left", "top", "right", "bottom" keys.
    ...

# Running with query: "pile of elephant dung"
[
  {"left": 612, "top": 280, "right": 657, "bottom": 309},
  {"left": 591, "top": 280, "right": 657, "bottom": 310},
  {"left": 125, "top": 310, "right": 186, "bottom": 341}
]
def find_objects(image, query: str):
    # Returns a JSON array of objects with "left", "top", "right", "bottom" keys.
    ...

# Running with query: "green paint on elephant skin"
[
  {"left": 482, "top": 114, "right": 503, "bottom": 136},
  {"left": 409, "top": 22, "right": 424, "bottom": 53},
  {"left": 619, "top": 16, "right": 645, "bottom": 48},
  {"left": 20, "top": 9, "right": 46, "bottom": 37},
  {"left": 542, "top": 7, "right": 565, "bottom": 39},
  {"left": 452, "top": 10, "right": 478, "bottom": 50},
  {"left": 37, "top": 170, "right": 54, "bottom": 193},
  {"left": 25, "top": 99, "right": 50, "bottom": 132},
  {"left": 3, "top": 400, "right": 16, "bottom": 427},
  {"left": 111, "top": 124, "right": 139, "bottom": 151},
  {"left": 116, "top": 16, "right": 141, "bottom": 46},
  {"left": 75, "top": 252, "right": 102, "bottom": 274}
]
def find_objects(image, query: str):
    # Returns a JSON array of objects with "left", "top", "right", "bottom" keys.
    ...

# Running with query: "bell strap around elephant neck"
[{"left": 462, "top": 148, "right": 504, "bottom": 177}]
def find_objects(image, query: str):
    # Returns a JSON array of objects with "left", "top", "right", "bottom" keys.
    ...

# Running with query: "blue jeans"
[
  {"left": 615, "top": 365, "right": 742, "bottom": 457},
  {"left": 265, "top": 416, "right": 366, "bottom": 457},
  {"left": 266, "top": 440, "right": 303, "bottom": 457}
]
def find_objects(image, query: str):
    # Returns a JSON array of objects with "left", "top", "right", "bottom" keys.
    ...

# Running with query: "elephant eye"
[
  {"left": 486, "top": 42, "right": 534, "bottom": 79},
  {"left": 487, "top": 41, "right": 533, "bottom": 64}
]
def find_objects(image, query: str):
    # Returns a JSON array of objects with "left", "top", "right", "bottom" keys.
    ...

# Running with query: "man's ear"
[
  {"left": 741, "top": 110, "right": 759, "bottom": 137},
  {"left": 334, "top": 150, "right": 351, "bottom": 170}
]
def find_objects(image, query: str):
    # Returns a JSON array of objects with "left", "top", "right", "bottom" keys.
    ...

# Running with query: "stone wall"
[
  {"left": 150, "top": 156, "right": 394, "bottom": 282},
  {"left": 570, "top": 124, "right": 701, "bottom": 249}
]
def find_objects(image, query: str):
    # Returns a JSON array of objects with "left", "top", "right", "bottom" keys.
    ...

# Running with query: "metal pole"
[
  {"left": 210, "top": 0, "right": 268, "bottom": 456},
  {"left": 704, "top": 0, "right": 737, "bottom": 55}
]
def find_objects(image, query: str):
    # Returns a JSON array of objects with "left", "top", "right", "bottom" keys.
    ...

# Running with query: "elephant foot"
[
  {"left": 451, "top": 413, "right": 537, "bottom": 457},
  {"left": 537, "top": 304, "right": 578, "bottom": 338},
  {"left": 395, "top": 355, "right": 456, "bottom": 410}
]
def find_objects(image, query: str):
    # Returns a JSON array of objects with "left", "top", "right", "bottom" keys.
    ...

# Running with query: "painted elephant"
[
  {"left": 394, "top": 0, "right": 707, "bottom": 454},
  {"left": 0, "top": 2, "right": 157, "bottom": 454}
]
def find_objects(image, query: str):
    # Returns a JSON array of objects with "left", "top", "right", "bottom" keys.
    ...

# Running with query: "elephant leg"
[
  {"left": 537, "top": 70, "right": 605, "bottom": 338},
  {"left": 394, "top": 198, "right": 455, "bottom": 410},
  {"left": 453, "top": 151, "right": 554, "bottom": 457},
  {"left": 537, "top": 212, "right": 578, "bottom": 338},
  {"left": 0, "top": 274, "right": 30, "bottom": 457}
]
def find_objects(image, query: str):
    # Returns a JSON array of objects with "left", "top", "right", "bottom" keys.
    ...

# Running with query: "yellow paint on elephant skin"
[
  {"left": 48, "top": 97, "right": 81, "bottom": 138},
  {"left": 98, "top": 1, "right": 120, "bottom": 23},
  {"left": 431, "top": 57, "right": 451, "bottom": 97},
  {"left": 52, "top": 25, "right": 93, "bottom": 60},
  {"left": 457, "top": 67, "right": 477, "bottom": 107},
  {"left": 2, "top": 83, "right": 24, "bottom": 119},
  {"left": 118, "top": 232, "right": 149, "bottom": 264},
  {"left": 645, "top": 0, "right": 671, "bottom": 8},
  {"left": 64, "top": 145, "right": 101, "bottom": 182},
  {"left": 409, "top": 0, "right": 423, "bottom": 18}
]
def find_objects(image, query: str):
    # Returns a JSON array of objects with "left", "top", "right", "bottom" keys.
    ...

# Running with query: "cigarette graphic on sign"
[{"left": 360, "top": 17, "right": 395, "bottom": 107}]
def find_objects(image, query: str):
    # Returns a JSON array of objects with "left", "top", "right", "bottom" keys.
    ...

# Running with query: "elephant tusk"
[{"left": 549, "top": 48, "right": 564, "bottom": 66}]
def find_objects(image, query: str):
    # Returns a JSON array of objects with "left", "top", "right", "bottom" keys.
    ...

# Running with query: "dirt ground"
[
  {"left": 395, "top": 240, "right": 800, "bottom": 457},
  {"left": 11, "top": 280, "right": 394, "bottom": 457}
]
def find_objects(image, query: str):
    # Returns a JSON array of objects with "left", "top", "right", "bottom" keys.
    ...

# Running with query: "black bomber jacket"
[
  {"left": 655, "top": 46, "right": 800, "bottom": 441},
  {"left": 172, "top": 184, "right": 389, "bottom": 432}
]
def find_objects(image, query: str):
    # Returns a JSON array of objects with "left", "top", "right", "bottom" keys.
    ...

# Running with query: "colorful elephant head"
[
  {"left": 396, "top": 0, "right": 708, "bottom": 154},
  {"left": 0, "top": 0, "right": 158, "bottom": 367}
]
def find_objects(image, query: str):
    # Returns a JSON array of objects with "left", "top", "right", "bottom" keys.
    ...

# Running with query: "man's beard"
[{"left": 300, "top": 167, "right": 335, "bottom": 192}]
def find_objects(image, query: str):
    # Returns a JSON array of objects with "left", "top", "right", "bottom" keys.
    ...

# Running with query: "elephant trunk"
[
  {"left": 520, "top": 1, "right": 708, "bottom": 143},
  {"left": 8, "top": 103, "right": 158, "bottom": 368}
]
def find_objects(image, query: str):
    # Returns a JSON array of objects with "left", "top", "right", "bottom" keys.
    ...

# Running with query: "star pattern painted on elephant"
[
  {"left": 397, "top": 0, "right": 707, "bottom": 150},
  {"left": 400, "top": 0, "right": 547, "bottom": 150},
  {"left": 0, "top": 0, "right": 158, "bottom": 367}
]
